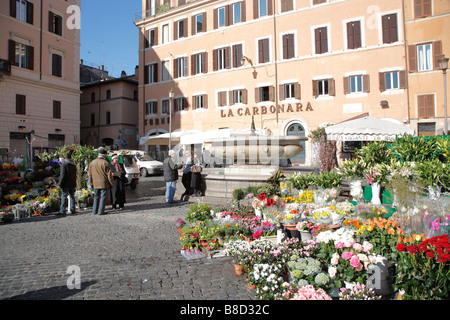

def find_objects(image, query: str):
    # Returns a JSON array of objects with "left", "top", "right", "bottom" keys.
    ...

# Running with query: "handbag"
[{"left": 190, "top": 164, "right": 202, "bottom": 173}]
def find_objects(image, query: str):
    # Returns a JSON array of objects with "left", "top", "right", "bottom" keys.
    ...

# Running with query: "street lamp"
[
  {"left": 438, "top": 54, "right": 449, "bottom": 135},
  {"left": 169, "top": 88, "right": 174, "bottom": 149}
]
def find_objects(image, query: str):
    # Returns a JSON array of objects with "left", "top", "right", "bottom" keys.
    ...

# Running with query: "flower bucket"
[
  {"left": 371, "top": 183, "right": 381, "bottom": 205},
  {"left": 300, "top": 230, "right": 312, "bottom": 241}
]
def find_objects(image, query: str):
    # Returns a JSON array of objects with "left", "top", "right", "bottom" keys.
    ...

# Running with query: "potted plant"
[
  {"left": 1, "top": 206, "right": 14, "bottom": 223},
  {"left": 185, "top": 202, "right": 212, "bottom": 223}
]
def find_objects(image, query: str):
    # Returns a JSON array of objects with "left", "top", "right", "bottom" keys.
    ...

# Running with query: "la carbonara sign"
[{"left": 220, "top": 102, "right": 313, "bottom": 118}]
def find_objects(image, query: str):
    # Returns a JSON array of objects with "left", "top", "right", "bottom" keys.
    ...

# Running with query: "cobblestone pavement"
[{"left": 0, "top": 176, "right": 256, "bottom": 301}]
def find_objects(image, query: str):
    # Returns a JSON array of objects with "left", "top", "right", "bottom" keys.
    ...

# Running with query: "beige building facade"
[
  {"left": 80, "top": 69, "right": 139, "bottom": 150},
  {"left": 0, "top": 0, "right": 81, "bottom": 163},
  {"left": 134, "top": 0, "right": 428, "bottom": 166},
  {"left": 404, "top": 0, "right": 450, "bottom": 136}
]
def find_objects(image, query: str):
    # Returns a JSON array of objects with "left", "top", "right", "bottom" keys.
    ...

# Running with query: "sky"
[{"left": 80, "top": 0, "right": 142, "bottom": 78}]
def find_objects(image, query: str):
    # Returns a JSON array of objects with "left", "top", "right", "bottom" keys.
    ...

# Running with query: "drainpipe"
[
  {"left": 402, "top": 0, "right": 411, "bottom": 125},
  {"left": 40, "top": 0, "right": 43, "bottom": 80},
  {"left": 272, "top": 0, "right": 279, "bottom": 125}
]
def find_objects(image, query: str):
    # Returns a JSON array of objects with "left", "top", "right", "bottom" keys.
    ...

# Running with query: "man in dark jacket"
[
  {"left": 163, "top": 149, "right": 182, "bottom": 203},
  {"left": 57, "top": 152, "right": 77, "bottom": 216}
]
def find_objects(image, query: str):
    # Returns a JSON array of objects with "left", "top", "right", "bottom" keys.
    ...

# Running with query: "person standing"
[
  {"left": 88, "top": 149, "right": 113, "bottom": 215},
  {"left": 56, "top": 151, "right": 77, "bottom": 216},
  {"left": 163, "top": 149, "right": 183, "bottom": 204},
  {"left": 110, "top": 154, "right": 126, "bottom": 210},
  {"left": 180, "top": 150, "right": 192, "bottom": 202}
]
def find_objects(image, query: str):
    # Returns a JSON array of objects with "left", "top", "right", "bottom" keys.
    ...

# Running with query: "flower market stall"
[
  {"left": 175, "top": 135, "right": 449, "bottom": 300},
  {"left": 0, "top": 144, "right": 97, "bottom": 222}
]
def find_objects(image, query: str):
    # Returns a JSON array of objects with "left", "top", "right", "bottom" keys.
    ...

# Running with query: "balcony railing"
[{"left": 134, "top": 3, "right": 172, "bottom": 22}]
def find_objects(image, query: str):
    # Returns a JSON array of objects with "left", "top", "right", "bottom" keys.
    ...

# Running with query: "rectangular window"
[
  {"left": 417, "top": 94, "right": 435, "bottom": 119},
  {"left": 385, "top": 71, "right": 399, "bottom": 90},
  {"left": 417, "top": 43, "right": 433, "bottom": 71},
  {"left": 145, "top": 29, "right": 157, "bottom": 48},
  {"left": 232, "top": 44, "right": 243, "bottom": 68},
  {"left": 414, "top": 0, "right": 432, "bottom": 19},
  {"left": 195, "top": 95, "right": 204, "bottom": 109},
  {"left": 280, "top": 0, "right": 293, "bottom": 13},
  {"left": 314, "top": 27, "right": 328, "bottom": 54},
  {"left": 193, "top": 94, "right": 208, "bottom": 109},
  {"left": 161, "top": 60, "right": 170, "bottom": 81},
  {"left": 418, "top": 122, "right": 436, "bottom": 136},
  {"left": 313, "top": 79, "right": 335, "bottom": 97},
  {"left": 162, "top": 24, "right": 169, "bottom": 44},
  {"left": 318, "top": 80, "right": 328, "bottom": 96},
  {"left": 193, "top": 13, "right": 205, "bottom": 35},
  {"left": 344, "top": 75, "right": 370, "bottom": 94},
  {"left": 106, "top": 90, "right": 111, "bottom": 99},
  {"left": 313, "top": 0, "right": 327, "bottom": 4},
  {"left": 174, "top": 19, "right": 186, "bottom": 40},
  {"left": 255, "top": 86, "right": 274, "bottom": 102},
  {"left": 53, "top": 100, "right": 61, "bottom": 119},
  {"left": 146, "top": 101, "right": 158, "bottom": 115},
  {"left": 382, "top": 13, "right": 398, "bottom": 44},
  {"left": 350, "top": 75, "right": 363, "bottom": 93},
  {"left": 217, "top": 48, "right": 227, "bottom": 70},
  {"left": 347, "top": 21, "right": 361, "bottom": 49},
  {"left": 91, "top": 92, "right": 95, "bottom": 102},
  {"left": 144, "top": 63, "right": 158, "bottom": 84},
  {"left": 52, "top": 53, "right": 62, "bottom": 77},
  {"left": 282, "top": 34, "right": 295, "bottom": 60},
  {"left": 258, "top": 38, "right": 270, "bottom": 63},
  {"left": 9, "top": 40, "right": 34, "bottom": 70},
  {"left": 90, "top": 113, "right": 95, "bottom": 126},
  {"left": 11, "top": 0, "right": 33, "bottom": 24},
  {"left": 174, "top": 57, "right": 188, "bottom": 78},
  {"left": 233, "top": 2, "right": 242, "bottom": 24},
  {"left": 175, "top": 97, "right": 188, "bottom": 112},
  {"left": 218, "top": 7, "right": 226, "bottom": 28},
  {"left": 16, "top": 94, "right": 26, "bottom": 115},
  {"left": 232, "top": 89, "right": 244, "bottom": 104},
  {"left": 259, "top": 0, "right": 268, "bottom": 17},
  {"left": 106, "top": 111, "right": 111, "bottom": 125},
  {"left": 217, "top": 91, "right": 228, "bottom": 107},
  {"left": 280, "top": 83, "right": 300, "bottom": 100},
  {"left": 192, "top": 53, "right": 207, "bottom": 75},
  {"left": 284, "top": 84, "right": 295, "bottom": 99},
  {"left": 162, "top": 99, "right": 169, "bottom": 114},
  {"left": 49, "top": 11, "right": 63, "bottom": 36}
]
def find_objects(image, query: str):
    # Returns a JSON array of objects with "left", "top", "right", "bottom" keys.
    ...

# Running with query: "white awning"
[{"left": 325, "top": 116, "right": 415, "bottom": 141}]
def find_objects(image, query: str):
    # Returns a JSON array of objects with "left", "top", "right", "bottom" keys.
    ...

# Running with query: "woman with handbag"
[
  {"left": 110, "top": 154, "right": 126, "bottom": 210},
  {"left": 190, "top": 152, "right": 203, "bottom": 197},
  {"left": 181, "top": 150, "right": 192, "bottom": 202}
]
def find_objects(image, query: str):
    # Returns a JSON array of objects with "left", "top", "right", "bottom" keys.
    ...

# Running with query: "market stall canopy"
[
  {"left": 140, "top": 130, "right": 200, "bottom": 146},
  {"left": 325, "top": 116, "right": 415, "bottom": 142}
]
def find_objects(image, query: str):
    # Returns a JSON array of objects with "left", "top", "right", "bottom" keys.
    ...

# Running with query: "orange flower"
[{"left": 398, "top": 236, "right": 403, "bottom": 243}]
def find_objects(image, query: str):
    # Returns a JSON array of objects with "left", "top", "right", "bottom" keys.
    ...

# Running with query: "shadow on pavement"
[{"left": 4, "top": 280, "right": 97, "bottom": 300}]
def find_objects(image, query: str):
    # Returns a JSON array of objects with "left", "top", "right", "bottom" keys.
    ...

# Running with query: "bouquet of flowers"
[
  {"left": 247, "top": 263, "right": 287, "bottom": 300},
  {"left": 252, "top": 221, "right": 278, "bottom": 240},
  {"left": 394, "top": 234, "right": 450, "bottom": 300},
  {"left": 339, "top": 282, "right": 381, "bottom": 300},
  {"left": 289, "top": 285, "right": 332, "bottom": 300}
]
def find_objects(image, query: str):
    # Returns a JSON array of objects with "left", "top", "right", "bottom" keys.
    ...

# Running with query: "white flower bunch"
[
  {"left": 315, "top": 227, "right": 356, "bottom": 245},
  {"left": 224, "top": 240, "right": 249, "bottom": 257}
]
